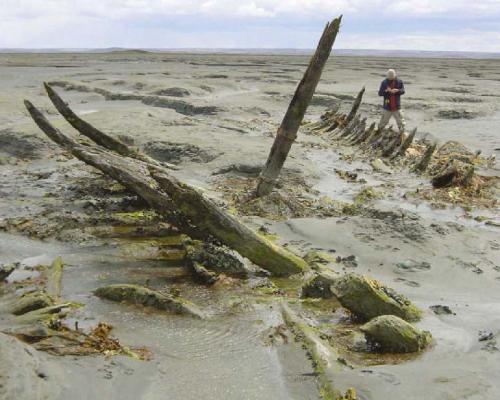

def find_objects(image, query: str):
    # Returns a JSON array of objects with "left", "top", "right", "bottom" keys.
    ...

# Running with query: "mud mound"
[
  {"left": 431, "top": 86, "right": 471, "bottom": 94},
  {"left": 439, "top": 96, "right": 483, "bottom": 103},
  {"left": 0, "top": 130, "right": 51, "bottom": 160},
  {"left": 142, "top": 141, "right": 221, "bottom": 164},
  {"left": 310, "top": 95, "right": 341, "bottom": 108},
  {"left": 152, "top": 87, "right": 191, "bottom": 97},
  {"left": 215, "top": 173, "right": 343, "bottom": 220},
  {"left": 48, "top": 81, "right": 220, "bottom": 116},
  {"left": 437, "top": 110, "right": 479, "bottom": 120}
]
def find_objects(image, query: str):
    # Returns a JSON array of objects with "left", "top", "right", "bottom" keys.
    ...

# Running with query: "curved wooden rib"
[{"left": 44, "top": 82, "right": 178, "bottom": 170}]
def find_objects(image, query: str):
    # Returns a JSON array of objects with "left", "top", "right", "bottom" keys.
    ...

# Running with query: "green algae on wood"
[
  {"left": 14, "top": 302, "right": 81, "bottom": 325},
  {"left": 10, "top": 291, "right": 54, "bottom": 316},
  {"left": 361, "top": 315, "right": 432, "bottom": 353},
  {"left": 44, "top": 256, "right": 63, "bottom": 300},
  {"left": 331, "top": 274, "right": 422, "bottom": 322},
  {"left": 303, "top": 250, "right": 336, "bottom": 266},
  {"left": 281, "top": 303, "right": 345, "bottom": 400},
  {"left": 150, "top": 168, "right": 308, "bottom": 276},
  {"left": 94, "top": 284, "right": 205, "bottom": 318}
]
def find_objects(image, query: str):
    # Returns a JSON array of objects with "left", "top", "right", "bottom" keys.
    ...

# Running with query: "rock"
[
  {"left": 339, "top": 255, "right": 358, "bottom": 268},
  {"left": 396, "top": 260, "right": 431, "bottom": 272},
  {"left": 301, "top": 269, "right": 338, "bottom": 299},
  {"left": 0, "top": 264, "right": 15, "bottom": 280},
  {"left": 331, "top": 274, "right": 422, "bottom": 322},
  {"left": 478, "top": 331, "right": 494, "bottom": 342},
  {"left": 191, "top": 262, "right": 219, "bottom": 285},
  {"left": 371, "top": 158, "right": 393, "bottom": 174},
  {"left": 437, "top": 110, "right": 479, "bottom": 120},
  {"left": 0, "top": 333, "right": 59, "bottom": 399},
  {"left": 183, "top": 238, "right": 249, "bottom": 275},
  {"left": 430, "top": 305, "right": 454, "bottom": 315},
  {"left": 10, "top": 291, "right": 55, "bottom": 316},
  {"left": 360, "top": 315, "right": 431, "bottom": 353},
  {"left": 94, "top": 284, "right": 205, "bottom": 318}
]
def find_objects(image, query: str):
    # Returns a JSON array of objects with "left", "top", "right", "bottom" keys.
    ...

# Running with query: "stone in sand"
[
  {"left": 301, "top": 268, "right": 338, "bottom": 299},
  {"left": 331, "top": 274, "right": 422, "bottom": 322},
  {"left": 370, "top": 158, "right": 393, "bottom": 174},
  {"left": 94, "top": 284, "right": 205, "bottom": 318},
  {"left": 0, "top": 264, "right": 15, "bottom": 280},
  {"left": 360, "top": 315, "right": 432, "bottom": 353}
]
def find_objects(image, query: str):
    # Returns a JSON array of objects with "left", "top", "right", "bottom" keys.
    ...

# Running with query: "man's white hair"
[{"left": 387, "top": 69, "right": 397, "bottom": 79}]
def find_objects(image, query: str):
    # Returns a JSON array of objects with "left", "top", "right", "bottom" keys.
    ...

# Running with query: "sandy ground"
[{"left": 0, "top": 51, "right": 499, "bottom": 400}]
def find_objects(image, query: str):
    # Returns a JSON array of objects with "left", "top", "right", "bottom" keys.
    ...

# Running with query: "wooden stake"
[{"left": 256, "top": 17, "right": 342, "bottom": 197}]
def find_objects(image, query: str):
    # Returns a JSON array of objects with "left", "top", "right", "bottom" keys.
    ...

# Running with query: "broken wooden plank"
[
  {"left": 150, "top": 166, "right": 308, "bottom": 276},
  {"left": 393, "top": 127, "right": 417, "bottom": 159},
  {"left": 94, "top": 284, "right": 205, "bottom": 318},
  {"left": 353, "top": 121, "right": 375, "bottom": 145},
  {"left": 345, "top": 86, "right": 365, "bottom": 124},
  {"left": 415, "top": 142, "right": 437, "bottom": 173},
  {"left": 44, "top": 256, "right": 64, "bottom": 300}
]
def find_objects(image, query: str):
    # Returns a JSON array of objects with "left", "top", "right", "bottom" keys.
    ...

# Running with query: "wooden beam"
[{"left": 256, "top": 16, "right": 342, "bottom": 197}]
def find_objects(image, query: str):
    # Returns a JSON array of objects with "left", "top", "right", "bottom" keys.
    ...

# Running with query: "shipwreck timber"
[
  {"left": 24, "top": 91, "right": 307, "bottom": 276},
  {"left": 256, "top": 17, "right": 342, "bottom": 196}
]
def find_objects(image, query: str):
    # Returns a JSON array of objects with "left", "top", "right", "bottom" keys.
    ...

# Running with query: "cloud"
[
  {"left": 3, "top": 0, "right": 500, "bottom": 20},
  {"left": 338, "top": 30, "right": 500, "bottom": 53},
  {"left": 0, "top": 0, "right": 499, "bottom": 50}
]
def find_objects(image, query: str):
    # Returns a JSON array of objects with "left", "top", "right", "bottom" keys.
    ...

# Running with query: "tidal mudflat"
[{"left": 1, "top": 51, "right": 499, "bottom": 399}]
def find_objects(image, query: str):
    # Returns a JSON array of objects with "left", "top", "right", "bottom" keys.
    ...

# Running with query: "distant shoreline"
[{"left": 1, "top": 48, "right": 500, "bottom": 59}]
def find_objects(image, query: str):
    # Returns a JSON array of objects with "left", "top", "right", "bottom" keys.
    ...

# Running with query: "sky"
[{"left": 1, "top": 0, "right": 500, "bottom": 52}]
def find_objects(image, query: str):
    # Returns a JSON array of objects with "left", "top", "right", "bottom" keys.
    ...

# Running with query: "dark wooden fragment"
[{"left": 256, "top": 17, "right": 342, "bottom": 197}]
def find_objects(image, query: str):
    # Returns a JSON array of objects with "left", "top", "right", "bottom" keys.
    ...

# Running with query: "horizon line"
[{"left": 1, "top": 47, "right": 500, "bottom": 58}]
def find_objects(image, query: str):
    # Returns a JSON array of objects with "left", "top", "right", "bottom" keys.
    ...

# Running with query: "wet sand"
[{"left": 1, "top": 51, "right": 499, "bottom": 400}]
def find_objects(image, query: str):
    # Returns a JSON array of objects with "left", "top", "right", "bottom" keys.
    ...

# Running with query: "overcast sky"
[{"left": 1, "top": 0, "right": 500, "bottom": 52}]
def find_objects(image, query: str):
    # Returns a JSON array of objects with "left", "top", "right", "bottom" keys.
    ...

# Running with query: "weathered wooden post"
[{"left": 255, "top": 16, "right": 342, "bottom": 197}]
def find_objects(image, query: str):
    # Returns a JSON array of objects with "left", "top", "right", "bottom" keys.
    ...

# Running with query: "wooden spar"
[
  {"left": 256, "top": 16, "right": 342, "bottom": 197},
  {"left": 24, "top": 100, "right": 307, "bottom": 277},
  {"left": 23, "top": 100, "right": 192, "bottom": 231},
  {"left": 393, "top": 127, "right": 417, "bottom": 159},
  {"left": 339, "top": 115, "right": 360, "bottom": 138},
  {"left": 347, "top": 118, "right": 367, "bottom": 143},
  {"left": 345, "top": 87, "right": 365, "bottom": 124},
  {"left": 43, "top": 82, "right": 178, "bottom": 170},
  {"left": 381, "top": 133, "right": 402, "bottom": 157},
  {"left": 414, "top": 142, "right": 437, "bottom": 173},
  {"left": 149, "top": 167, "right": 307, "bottom": 276},
  {"left": 353, "top": 122, "right": 375, "bottom": 145}
]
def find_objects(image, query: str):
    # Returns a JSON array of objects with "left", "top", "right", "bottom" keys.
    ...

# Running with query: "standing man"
[{"left": 378, "top": 69, "right": 406, "bottom": 137}]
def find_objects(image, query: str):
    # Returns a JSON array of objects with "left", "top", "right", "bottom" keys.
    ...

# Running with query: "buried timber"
[{"left": 1, "top": 16, "right": 500, "bottom": 400}]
